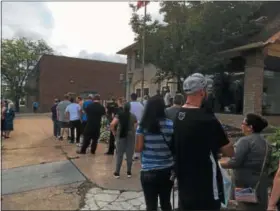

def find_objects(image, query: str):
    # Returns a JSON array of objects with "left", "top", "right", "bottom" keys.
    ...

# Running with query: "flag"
[{"left": 136, "top": 1, "right": 149, "bottom": 10}]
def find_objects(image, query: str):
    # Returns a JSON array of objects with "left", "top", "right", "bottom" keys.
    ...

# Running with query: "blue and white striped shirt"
[{"left": 136, "top": 119, "right": 174, "bottom": 171}]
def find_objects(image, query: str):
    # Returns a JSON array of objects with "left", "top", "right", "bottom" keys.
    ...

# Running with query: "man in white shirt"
[
  {"left": 65, "top": 97, "right": 82, "bottom": 144},
  {"left": 129, "top": 93, "right": 144, "bottom": 160}
]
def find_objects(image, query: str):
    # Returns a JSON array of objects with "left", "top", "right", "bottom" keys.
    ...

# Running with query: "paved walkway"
[
  {"left": 81, "top": 187, "right": 178, "bottom": 210},
  {"left": 1, "top": 116, "right": 155, "bottom": 210},
  {"left": 2, "top": 115, "right": 239, "bottom": 210}
]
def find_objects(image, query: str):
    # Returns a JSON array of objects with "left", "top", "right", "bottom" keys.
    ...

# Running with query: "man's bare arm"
[{"left": 268, "top": 161, "right": 280, "bottom": 210}]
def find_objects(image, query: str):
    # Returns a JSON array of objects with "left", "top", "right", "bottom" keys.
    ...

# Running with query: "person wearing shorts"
[{"left": 57, "top": 94, "right": 71, "bottom": 141}]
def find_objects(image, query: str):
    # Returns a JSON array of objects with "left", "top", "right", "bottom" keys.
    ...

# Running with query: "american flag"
[{"left": 136, "top": 1, "right": 150, "bottom": 10}]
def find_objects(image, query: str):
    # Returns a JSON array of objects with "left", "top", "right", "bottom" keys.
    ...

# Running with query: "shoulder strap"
[
  {"left": 255, "top": 140, "right": 268, "bottom": 189},
  {"left": 160, "top": 132, "right": 174, "bottom": 156}
]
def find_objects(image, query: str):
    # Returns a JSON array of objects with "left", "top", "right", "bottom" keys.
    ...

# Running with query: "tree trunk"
[
  {"left": 13, "top": 95, "right": 20, "bottom": 112},
  {"left": 177, "top": 76, "right": 182, "bottom": 93}
]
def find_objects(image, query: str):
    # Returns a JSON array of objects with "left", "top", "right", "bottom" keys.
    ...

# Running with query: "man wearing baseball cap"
[{"left": 173, "top": 73, "right": 234, "bottom": 211}]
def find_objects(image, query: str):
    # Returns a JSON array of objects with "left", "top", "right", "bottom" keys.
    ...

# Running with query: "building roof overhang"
[
  {"left": 218, "top": 31, "right": 280, "bottom": 57},
  {"left": 116, "top": 42, "right": 138, "bottom": 55}
]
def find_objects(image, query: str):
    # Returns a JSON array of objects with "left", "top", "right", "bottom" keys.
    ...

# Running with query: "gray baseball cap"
[{"left": 183, "top": 73, "right": 213, "bottom": 94}]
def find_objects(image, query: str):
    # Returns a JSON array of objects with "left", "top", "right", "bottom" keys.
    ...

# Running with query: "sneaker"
[
  {"left": 127, "top": 172, "right": 132, "bottom": 178},
  {"left": 113, "top": 172, "right": 120, "bottom": 179}
]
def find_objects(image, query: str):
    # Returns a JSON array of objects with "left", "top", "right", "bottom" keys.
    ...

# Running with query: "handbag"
[{"left": 234, "top": 141, "right": 268, "bottom": 203}]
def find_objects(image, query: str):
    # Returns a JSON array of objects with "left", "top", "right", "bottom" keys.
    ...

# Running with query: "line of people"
[
  {"left": 50, "top": 93, "right": 143, "bottom": 160},
  {"left": 49, "top": 73, "right": 280, "bottom": 211},
  {"left": 51, "top": 94, "right": 105, "bottom": 154},
  {"left": 113, "top": 73, "right": 279, "bottom": 211}
]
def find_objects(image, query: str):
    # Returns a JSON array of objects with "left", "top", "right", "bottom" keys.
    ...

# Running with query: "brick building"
[{"left": 26, "top": 55, "right": 126, "bottom": 112}]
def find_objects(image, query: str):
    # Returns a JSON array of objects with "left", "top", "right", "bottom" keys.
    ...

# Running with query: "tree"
[
  {"left": 129, "top": 1, "right": 266, "bottom": 91},
  {"left": 1, "top": 37, "right": 53, "bottom": 111}
]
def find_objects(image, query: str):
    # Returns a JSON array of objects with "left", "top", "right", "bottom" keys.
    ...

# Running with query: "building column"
[
  {"left": 125, "top": 78, "right": 130, "bottom": 101},
  {"left": 243, "top": 49, "right": 264, "bottom": 115}
]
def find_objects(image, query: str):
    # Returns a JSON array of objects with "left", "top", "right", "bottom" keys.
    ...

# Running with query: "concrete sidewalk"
[{"left": 1, "top": 116, "right": 142, "bottom": 210}]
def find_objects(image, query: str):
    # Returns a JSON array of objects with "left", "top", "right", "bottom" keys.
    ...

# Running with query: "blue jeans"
[{"left": 53, "top": 119, "right": 61, "bottom": 137}]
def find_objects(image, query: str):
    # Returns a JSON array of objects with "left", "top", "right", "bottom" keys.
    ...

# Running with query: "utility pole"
[{"left": 140, "top": 3, "right": 147, "bottom": 101}]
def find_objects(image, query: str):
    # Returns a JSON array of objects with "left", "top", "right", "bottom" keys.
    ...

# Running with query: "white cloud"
[
  {"left": 2, "top": 2, "right": 54, "bottom": 40},
  {"left": 2, "top": 2, "right": 162, "bottom": 63},
  {"left": 78, "top": 50, "right": 126, "bottom": 63}
]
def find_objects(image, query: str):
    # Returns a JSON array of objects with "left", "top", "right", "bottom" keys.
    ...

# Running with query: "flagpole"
[{"left": 141, "top": 2, "right": 147, "bottom": 101}]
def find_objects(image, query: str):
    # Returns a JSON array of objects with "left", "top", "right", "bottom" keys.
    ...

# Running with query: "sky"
[{"left": 2, "top": 2, "right": 162, "bottom": 63}]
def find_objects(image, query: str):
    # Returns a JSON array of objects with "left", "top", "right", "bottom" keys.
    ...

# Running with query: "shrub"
[
  {"left": 267, "top": 128, "right": 280, "bottom": 177},
  {"left": 98, "top": 116, "right": 110, "bottom": 143}
]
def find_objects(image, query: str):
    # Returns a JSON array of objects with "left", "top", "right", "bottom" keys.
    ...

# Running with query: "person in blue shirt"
[
  {"left": 81, "top": 95, "right": 93, "bottom": 137},
  {"left": 135, "top": 95, "right": 174, "bottom": 211},
  {"left": 33, "top": 101, "right": 39, "bottom": 113}
]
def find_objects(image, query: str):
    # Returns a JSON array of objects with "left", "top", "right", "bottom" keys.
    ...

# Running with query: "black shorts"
[{"left": 59, "top": 121, "right": 70, "bottom": 128}]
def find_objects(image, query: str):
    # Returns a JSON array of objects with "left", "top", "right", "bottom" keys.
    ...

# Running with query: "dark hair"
[
  {"left": 93, "top": 95, "right": 101, "bottom": 101},
  {"left": 140, "top": 95, "right": 166, "bottom": 133},
  {"left": 245, "top": 113, "right": 268, "bottom": 133},
  {"left": 118, "top": 102, "right": 131, "bottom": 138},
  {"left": 131, "top": 93, "right": 137, "bottom": 101},
  {"left": 77, "top": 96, "right": 82, "bottom": 100},
  {"left": 70, "top": 97, "right": 75, "bottom": 103},
  {"left": 174, "top": 94, "right": 184, "bottom": 105}
]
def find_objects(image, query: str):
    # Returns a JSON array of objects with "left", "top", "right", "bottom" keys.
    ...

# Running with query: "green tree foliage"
[
  {"left": 129, "top": 1, "right": 266, "bottom": 90},
  {"left": 1, "top": 37, "right": 53, "bottom": 111},
  {"left": 267, "top": 128, "right": 280, "bottom": 177}
]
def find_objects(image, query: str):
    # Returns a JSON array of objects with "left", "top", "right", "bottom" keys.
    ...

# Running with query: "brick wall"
[
  {"left": 37, "top": 55, "right": 126, "bottom": 112},
  {"left": 243, "top": 49, "right": 264, "bottom": 115}
]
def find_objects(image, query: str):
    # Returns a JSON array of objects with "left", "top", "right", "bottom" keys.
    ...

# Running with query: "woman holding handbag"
[
  {"left": 221, "top": 113, "right": 270, "bottom": 211},
  {"left": 135, "top": 95, "right": 174, "bottom": 211}
]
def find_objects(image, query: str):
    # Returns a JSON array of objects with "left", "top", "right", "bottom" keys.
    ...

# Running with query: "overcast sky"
[{"left": 2, "top": 2, "right": 162, "bottom": 63}]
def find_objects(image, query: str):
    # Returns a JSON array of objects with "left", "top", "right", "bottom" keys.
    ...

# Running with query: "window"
[
  {"left": 263, "top": 69, "right": 280, "bottom": 115},
  {"left": 136, "top": 89, "right": 141, "bottom": 98},
  {"left": 144, "top": 88, "right": 149, "bottom": 96}
]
